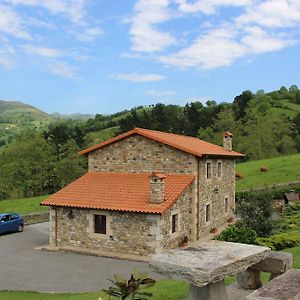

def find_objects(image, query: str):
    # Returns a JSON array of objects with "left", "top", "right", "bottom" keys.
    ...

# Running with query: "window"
[
  {"left": 217, "top": 162, "right": 222, "bottom": 177},
  {"left": 171, "top": 214, "right": 178, "bottom": 233},
  {"left": 206, "top": 162, "right": 212, "bottom": 179},
  {"left": 225, "top": 198, "right": 229, "bottom": 213},
  {"left": 1, "top": 215, "right": 10, "bottom": 222},
  {"left": 94, "top": 215, "right": 106, "bottom": 234},
  {"left": 205, "top": 204, "right": 211, "bottom": 223}
]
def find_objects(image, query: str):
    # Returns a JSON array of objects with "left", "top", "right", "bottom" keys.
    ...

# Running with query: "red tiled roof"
[
  {"left": 79, "top": 127, "right": 244, "bottom": 158},
  {"left": 41, "top": 172, "right": 195, "bottom": 214}
]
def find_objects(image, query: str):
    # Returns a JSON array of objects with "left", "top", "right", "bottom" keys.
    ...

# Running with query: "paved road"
[{"left": 0, "top": 222, "right": 163, "bottom": 292}]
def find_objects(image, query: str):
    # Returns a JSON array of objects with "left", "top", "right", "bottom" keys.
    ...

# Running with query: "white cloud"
[
  {"left": 159, "top": 26, "right": 247, "bottom": 69},
  {"left": 111, "top": 72, "right": 167, "bottom": 82},
  {"left": 130, "top": 0, "right": 176, "bottom": 52},
  {"left": 8, "top": 0, "right": 88, "bottom": 24},
  {"left": 236, "top": 0, "right": 300, "bottom": 28},
  {"left": 69, "top": 26, "right": 104, "bottom": 42},
  {"left": 0, "top": 45, "right": 15, "bottom": 68},
  {"left": 175, "top": 0, "right": 251, "bottom": 15},
  {"left": 0, "top": 4, "right": 31, "bottom": 39},
  {"left": 242, "top": 26, "right": 295, "bottom": 53},
  {"left": 25, "top": 17, "right": 56, "bottom": 30},
  {"left": 47, "top": 61, "right": 76, "bottom": 78},
  {"left": 147, "top": 89, "right": 177, "bottom": 96},
  {"left": 155, "top": 0, "right": 300, "bottom": 69},
  {"left": 23, "top": 45, "right": 64, "bottom": 58}
]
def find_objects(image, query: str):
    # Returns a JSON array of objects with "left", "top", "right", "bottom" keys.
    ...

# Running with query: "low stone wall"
[
  {"left": 240, "top": 181, "right": 300, "bottom": 193},
  {"left": 23, "top": 211, "right": 50, "bottom": 225}
]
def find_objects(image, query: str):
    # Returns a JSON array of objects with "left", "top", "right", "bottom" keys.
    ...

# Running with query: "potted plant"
[{"left": 179, "top": 235, "right": 188, "bottom": 248}]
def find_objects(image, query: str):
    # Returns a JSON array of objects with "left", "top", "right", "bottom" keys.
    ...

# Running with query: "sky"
[{"left": 0, "top": 0, "right": 300, "bottom": 115}]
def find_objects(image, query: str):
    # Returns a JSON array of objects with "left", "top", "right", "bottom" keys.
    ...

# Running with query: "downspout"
[
  {"left": 196, "top": 158, "right": 200, "bottom": 240},
  {"left": 55, "top": 207, "right": 58, "bottom": 247}
]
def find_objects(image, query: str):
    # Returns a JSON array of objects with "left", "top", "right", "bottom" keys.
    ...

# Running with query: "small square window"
[
  {"left": 94, "top": 215, "right": 106, "bottom": 234},
  {"left": 205, "top": 204, "right": 211, "bottom": 223},
  {"left": 217, "top": 162, "right": 222, "bottom": 177},
  {"left": 206, "top": 162, "right": 212, "bottom": 179},
  {"left": 172, "top": 214, "right": 178, "bottom": 233},
  {"left": 225, "top": 198, "right": 229, "bottom": 213}
]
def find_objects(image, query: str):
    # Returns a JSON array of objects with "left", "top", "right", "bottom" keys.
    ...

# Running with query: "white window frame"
[
  {"left": 217, "top": 160, "right": 223, "bottom": 178},
  {"left": 169, "top": 209, "right": 180, "bottom": 236},
  {"left": 204, "top": 202, "right": 212, "bottom": 226},
  {"left": 88, "top": 210, "right": 113, "bottom": 239},
  {"left": 206, "top": 159, "right": 212, "bottom": 180},
  {"left": 224, "top": 197, "right": 229, "bottom": 214}
]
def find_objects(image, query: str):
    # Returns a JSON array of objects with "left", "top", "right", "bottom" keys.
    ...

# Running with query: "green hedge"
[
  {"left": 256, "top": 231, "right": 300, "bottom": 250},
  {"left": 216, "top": 224, "right": 257, "bottom": 245},
  {"left": 236, "top": 186, "right": 300, "bottom": 201}
]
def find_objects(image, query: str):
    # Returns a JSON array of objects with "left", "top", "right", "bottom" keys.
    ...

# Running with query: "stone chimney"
[
  {"left": 223, "top": 131, "right": 233, "bottom": 151},
  {"left": 149, "top": 171, "right": 166, "bottom": 204}
]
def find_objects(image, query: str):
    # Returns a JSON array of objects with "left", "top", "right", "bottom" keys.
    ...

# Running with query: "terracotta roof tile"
[
  {"left": 41, "top": 172, "right": 195, "bottom": 214},
  {"left": 79, "top": 127, "right": 244, "bottom": 158}
]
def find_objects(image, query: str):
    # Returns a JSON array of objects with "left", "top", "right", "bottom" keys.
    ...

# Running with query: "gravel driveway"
[{"left": 0, "top": 222, "right": 163, "bottom": 292}]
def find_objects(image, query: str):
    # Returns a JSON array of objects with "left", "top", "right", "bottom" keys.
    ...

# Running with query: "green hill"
[
  {"left": 0, "top": 100, "right": 50, "bottom": 120},
  {"left": 236, "top": 153, "right": 300, "bottom": 191}
]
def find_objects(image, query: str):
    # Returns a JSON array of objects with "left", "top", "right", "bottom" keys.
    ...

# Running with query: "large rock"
[
  {"left": 150, "top": 240, "right": 269, "bottom": 287},
  {"left": 247, "top": 269, "right": 300, "bottom": 300},
  {"left": 250, "top": 251, "right": 293, "bottom": 275},
  {"left": 236, "top": 270, "right": 263, "bottom": 290}
]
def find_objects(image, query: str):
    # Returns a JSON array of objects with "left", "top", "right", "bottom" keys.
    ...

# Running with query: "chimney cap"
[
  {"left": 149, "top": 171, "right": 167, "bottom": 179},
  {"left": 223, "top": 130, "right": 233, "bottom": 138}
]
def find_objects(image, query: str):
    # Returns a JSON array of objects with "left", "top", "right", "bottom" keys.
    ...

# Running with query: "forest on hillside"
[{"left": 0, "top": 85, "right": 299, "bottom": 200}]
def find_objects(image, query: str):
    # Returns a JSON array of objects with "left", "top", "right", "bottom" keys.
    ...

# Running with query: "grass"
[
  {"left": 86, "top": 126, "right": 119, "bottom": 144},
  {"left": 236, "top": 153, "right": 300, "bottom": 191},
  {"left": 0, "top": 279, "right": 188, "bottom": 300},
  {"left": 0, "top": 195, "right": 49, "bottom": 214}
]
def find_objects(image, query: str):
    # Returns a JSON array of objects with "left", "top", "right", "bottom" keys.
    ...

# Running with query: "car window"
[
  {"left": 1, "top": 215, "right": 10, "bottom": 222},
  {"left": 11, "top": 215, "right": 19, "bottom": 220}
]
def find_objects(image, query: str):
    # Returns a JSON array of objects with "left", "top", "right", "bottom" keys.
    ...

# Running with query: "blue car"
[{"left": 0, "top": 213, "right": 24, "bottom": 234}]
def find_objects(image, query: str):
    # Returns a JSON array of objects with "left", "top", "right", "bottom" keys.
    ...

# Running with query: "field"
[
  {"left": 86, "top": 126, "right": 119, "bottom": 144},
  {"left": 0, "top": 279, "right": 188, "bottom": 300},
  {"left": 0, "top": 195, "right": 49, "bottom": 214},
  {"left": 236, "top": 153, "right": 300, "bottom": 191}
]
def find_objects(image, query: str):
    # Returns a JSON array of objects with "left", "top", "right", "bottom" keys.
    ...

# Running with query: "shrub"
[
  {"left": 216, "top": 224, "right": 257, "bottom": 245},
  {"left": 237, "top": 192, "right": 273, "bottom": 237},
  {"left": 256, "top": 231, "right": 300, "bottom": 250},
  {"left": 260, "top": 166, "right": 268, "bottom": 172}
]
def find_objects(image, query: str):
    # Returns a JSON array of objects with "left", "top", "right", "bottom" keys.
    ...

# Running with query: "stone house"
[{"left": 41, "top": 128, "right": 244, "bottom": 256}]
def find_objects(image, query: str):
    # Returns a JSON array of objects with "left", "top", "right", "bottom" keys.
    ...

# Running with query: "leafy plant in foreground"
[{"left": 103, "top": 269, "right": 156, "bottom": 300}]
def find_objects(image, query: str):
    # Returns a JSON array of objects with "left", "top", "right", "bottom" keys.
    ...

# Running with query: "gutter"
[
  {"left": 54, "top": 207, "right": 58, "bottom": 247},
  {"left": 196, "top": 158, "right": 200, "bottom": 240}
]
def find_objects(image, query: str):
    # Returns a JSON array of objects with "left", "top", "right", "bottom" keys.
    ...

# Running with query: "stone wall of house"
[
  {"left": 197, "top": 158, "right": 235, "bottom": 238},
  {"left": 160, "top": 184, "right": 196, "bottom": 250},
  {"left": 50, "top": 206, "right": 161, "bottom": 256},
  {"left": 49, "top": 184, "right": 196, "bottom": 255},
  {"left": 88, "top": 134, "right": 197, "bottom": 175}
]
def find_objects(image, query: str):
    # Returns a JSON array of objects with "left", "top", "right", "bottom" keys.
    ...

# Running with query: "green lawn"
[
  {"left": 236, "top": 153, "right": 300, "bottom": 191},
  {"left": 0, "top": 279, "right": 188, "bottom": 300},
  {"left": 0, "top": 195, "right": 49, "bottom": 214}
]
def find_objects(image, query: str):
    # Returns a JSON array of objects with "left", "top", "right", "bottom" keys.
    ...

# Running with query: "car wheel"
[{"left": 17, "top": 224, "right": 23, "bottom": 232}]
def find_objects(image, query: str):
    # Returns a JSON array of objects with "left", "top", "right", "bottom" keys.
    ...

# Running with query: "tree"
[
  {"left": 0, "top": 130, "right": 55, "bottom": 198},
  {"left": 232, "top": 90, "right": 254, "bottom": 120},
  {"left": 236, "top": 192, "right": 273, "bottom": 237},
  {"left": 44, "top": 122, "right": 71, "bottom": 160}
]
